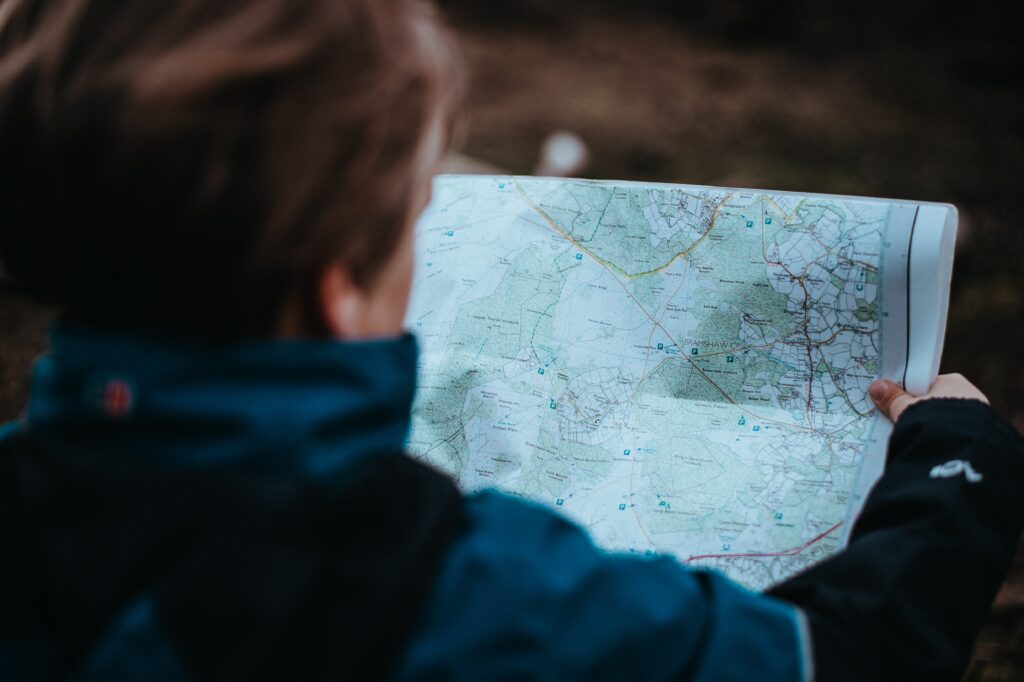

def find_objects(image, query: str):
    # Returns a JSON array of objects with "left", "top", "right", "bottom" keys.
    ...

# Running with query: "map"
[{"left": 406, "top": 175, "right": 911, "bottom": 590}]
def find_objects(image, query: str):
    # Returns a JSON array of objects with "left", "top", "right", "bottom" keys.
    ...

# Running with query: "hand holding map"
[{"left": 871, "top": 373, "right": 988, "bottom": 423}]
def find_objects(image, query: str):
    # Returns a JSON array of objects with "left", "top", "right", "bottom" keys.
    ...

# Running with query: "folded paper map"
[{"left": 406, "top": 175, "right": 957, "bottom": 589}]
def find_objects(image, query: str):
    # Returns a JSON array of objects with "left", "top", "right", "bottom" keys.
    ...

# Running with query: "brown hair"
[{"left": 0, "top": 0, "right": 464, "bottom": 340}]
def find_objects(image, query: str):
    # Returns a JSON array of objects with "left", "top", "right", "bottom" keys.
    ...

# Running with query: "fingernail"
[{"left": 869, "top": 380, "right": 890, "bottom": 402}]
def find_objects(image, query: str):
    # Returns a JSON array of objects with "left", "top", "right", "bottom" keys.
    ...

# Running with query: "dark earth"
[{"left": 1, "top": 1, "right": 1022, "bottom": 678}]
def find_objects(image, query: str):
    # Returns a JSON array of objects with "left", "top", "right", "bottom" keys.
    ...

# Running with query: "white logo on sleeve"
[{"left": 929, "top": 459, "right": 983, "bottom": 483}]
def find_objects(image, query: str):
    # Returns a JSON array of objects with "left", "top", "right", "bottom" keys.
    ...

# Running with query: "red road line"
[{"left": 684, "top": 520, "right": 843, "bottom": 563}]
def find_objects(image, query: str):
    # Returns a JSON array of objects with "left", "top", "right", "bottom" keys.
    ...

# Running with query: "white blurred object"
[{"left": 534, "top": 130, "right": 589, "bottom": 177}]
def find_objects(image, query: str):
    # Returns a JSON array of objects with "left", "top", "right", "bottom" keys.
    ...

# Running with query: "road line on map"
[
  {"left": 510, "top": 180, "right": 718, "bottom": 279},
  {"left": 684, "top": 521, "right": 844, "bottom": 563}
]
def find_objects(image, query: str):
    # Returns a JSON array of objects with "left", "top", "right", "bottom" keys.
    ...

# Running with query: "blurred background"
[{"left": 2, "top": 0, "right": 1022, "bottom": 677}]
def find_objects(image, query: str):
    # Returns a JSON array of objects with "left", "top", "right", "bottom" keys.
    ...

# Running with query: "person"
[{"left": 0, "top": 0, "right": 1021, "bottom": 680}]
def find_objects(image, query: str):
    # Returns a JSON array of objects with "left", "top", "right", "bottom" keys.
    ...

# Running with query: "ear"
[{"left": 317, "top": 263, "right": 368, "bottom": 339}]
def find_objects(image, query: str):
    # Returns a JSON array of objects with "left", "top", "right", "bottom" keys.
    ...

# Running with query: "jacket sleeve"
[
  {"left": 768, "top": 398, "right": 1024, "bottom": 681},
  {"left": 398, "top": 490, "right": 809, "bottom": 682}
]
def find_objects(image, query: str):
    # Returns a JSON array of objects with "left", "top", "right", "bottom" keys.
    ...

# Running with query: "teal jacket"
[{"left": 0, "top": 326, "right": 808, "bottom": 681}]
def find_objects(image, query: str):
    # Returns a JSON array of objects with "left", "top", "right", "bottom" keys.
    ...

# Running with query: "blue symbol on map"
[
  {"left": 446, "top": 230, "right": 454, "bottom": 236},
  {"left": 727, "top": 355, "right": 734, "bottom": 363},
  {"left": 691, "top": 348, "right": 698, "bottom": 355},
  {"left": 753, "top": 425, "right": 760, "bottom": 432},
  {"left": 765, "top": 217, "right": 772, "bottom": 224},
  {"left": 538, "top": 368, "right": 545, "bottom": 375},
  {"left": 657, "top": 343, "right": 663, "bottom": 350},
  {"left": 746, "top": 220, "right": 753, "bottom": 227},
  {"left": 623, "top": 449, "right": 631, "bottom": 456},
  {"left": 556, "top": 498, "right": 564, "bottom": 506},
  {"left": 549, "top": 400, "right": 557, "bottom": 409},
  {"left": 618, "top": 503, "right": 626, "bottom": 510},
  {"left": 575, "top": 253, "right": 583, "bottom": 260},
  {"left": 775, "top": 512, "right": 784, "bottom": 520},
  {"left": 738, "top": 416, "right": 746, "bottom": 425}
]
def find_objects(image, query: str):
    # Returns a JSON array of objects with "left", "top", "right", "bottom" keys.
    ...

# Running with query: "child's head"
[{"left": 0, "top": 0, "right": 463, "bottom": 341}]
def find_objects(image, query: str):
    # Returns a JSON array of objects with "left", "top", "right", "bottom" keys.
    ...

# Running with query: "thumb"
[{"left": 869, "top": 379, "right": 916, "bottom": 422}]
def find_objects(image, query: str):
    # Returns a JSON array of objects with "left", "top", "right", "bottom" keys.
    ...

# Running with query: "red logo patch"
[{"left": 99, "top": 379, "right": 134, "bottom": 418}]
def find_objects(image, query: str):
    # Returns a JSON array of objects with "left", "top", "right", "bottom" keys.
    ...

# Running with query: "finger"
[{"left": 869, "top": 379, "right": 917, "bottom": 422}]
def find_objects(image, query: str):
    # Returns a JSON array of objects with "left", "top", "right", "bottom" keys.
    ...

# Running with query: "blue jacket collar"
[{"left": 26, "top": 325, "right": 418, "bottom": 479}]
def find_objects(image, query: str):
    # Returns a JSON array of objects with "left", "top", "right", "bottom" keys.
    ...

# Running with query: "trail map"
[{"left": 406, "top": 175, "right": 931, "bottom": 589}]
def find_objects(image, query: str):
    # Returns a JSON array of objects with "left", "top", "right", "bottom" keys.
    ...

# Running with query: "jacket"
[{"left": 1, "top": 325, "right": 1021, "bottom": 680}]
